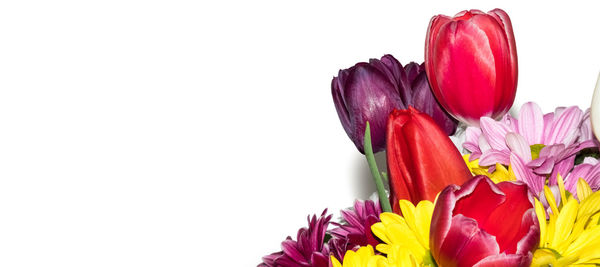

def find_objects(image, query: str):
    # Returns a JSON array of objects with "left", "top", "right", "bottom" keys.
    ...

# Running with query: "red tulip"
[
  {"left": 430, "top": 176, "right": 539, "bottom": 267},
  {"left": 425, "top": 9, "right": 517, "bottom": 125},
  {"left": 386, "top": 107, "right": 471, "bottom": 213}
]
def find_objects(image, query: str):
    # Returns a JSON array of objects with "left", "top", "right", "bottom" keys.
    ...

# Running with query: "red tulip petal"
[
  {"left": 483, "top": 181, "right": 533, "bottom": 253},
  {"left": 488, "top": 9, "right": 518, "bottom": 99},
  {"left": 431, "top": 177, "right": 538, "bottom": 267},
  {"left": 514, "top": 209, "right": 540, "bottom": 256},
  {"left": 473, "top": 253, "right": 530, "bottom": 267},
  {"left": 425, "top": 9, "right": 517, "bottom": 125},
  {"left": 430, "top": 184, "right": 460, "bottom": 261},
  {"left": 387, "top": 108, "right": 472, "bottom": 210},
  {"left": 439, "top": 214, "right": 500, "bottom": 267},
  {"left": 452, "top": 176, "right": 505, "bottom": 227}
]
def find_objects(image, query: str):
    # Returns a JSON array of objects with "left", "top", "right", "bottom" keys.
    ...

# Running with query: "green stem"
[{"left": 364, "top": 122, "right": 392, "bottom": 213}]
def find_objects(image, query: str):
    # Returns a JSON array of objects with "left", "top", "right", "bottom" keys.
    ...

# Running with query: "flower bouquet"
[{"left": 259, "top": 8, "right": 600, "bottom": 267}]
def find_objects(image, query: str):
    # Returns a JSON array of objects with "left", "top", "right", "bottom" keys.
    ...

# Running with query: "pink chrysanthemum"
[
  {"left": 259, "top": 210, "right": 331, "bottom": 267},
  {"left": 464, "top": 102, "right": 597, "bottom": 194},
  {"left": 328, "top": 200, "right": 382, "bottom": 261},
  {"left": 563, "top": 157, "right": 600, "bottom": 199}
]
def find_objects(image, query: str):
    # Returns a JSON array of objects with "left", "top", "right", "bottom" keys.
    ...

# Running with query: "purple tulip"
[{"left": 332, "top": 55, "right": 457, "bottom": 153}]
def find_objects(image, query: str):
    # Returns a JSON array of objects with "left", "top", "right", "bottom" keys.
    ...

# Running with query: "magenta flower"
[
  {"left": 259, "top": 210, "right": 331, "bottom": 267},
  {"left": 430, "top": 176, "right": 539, "bottom": 267},
  {"left": 463, "top": 102, "right": 597, "bottom": 194},
  {"left": 328, "top": 200, "right": 382, "bottom": 261}
]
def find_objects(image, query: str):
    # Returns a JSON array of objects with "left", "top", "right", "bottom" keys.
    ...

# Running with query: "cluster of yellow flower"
[{"left": 332, "top": 156, "right": 600, "bottom": 267}]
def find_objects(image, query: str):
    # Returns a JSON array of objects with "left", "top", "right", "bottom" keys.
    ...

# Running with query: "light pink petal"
[
  {"left": 554, "top": 106, "right": 566, "bottom": 118},
  {"left": 584, "top": 157, "right": 599, "bottom": 165},
  {"left": 517, "top": 102, "right": 544, "bottom": 144},
  {"left": 506, "top": 133, "right": 532, "bottom": 161},
  {"left": 545, "top": 106, "right": 583, "bottom": 145},
  {"left": 466, "top": 127, "right": 483, "bottom": 144},
  {"left": 470, "top": 152, "right": 483, "bottom": 161},
  {"left": 538, "top": 144, "right": 565, "bottom": 159},
  {"left": 584, "top": 163, "right": 600, "bottom": 188},
  {"left": 548, "top": 155, "right": 574, "bottom": 185},
  {"left": 579, "top": 109, "right": 593, "bottom": 141},
  {"left": 564, "top": 163, "right": 594, "bottom": 196},
  {"left": 479, "top": 132, "right": 492, "bottom": 153},
  {"left": 510, "top": 154, "right": 544, "bottom": 195},
  {"left": 532, "top": 156, "right": 555, "bottom": 175},
  {"left": 480, "top": 117, "right": 511, "bottom": 150},
  {"left": 561, "top": 127, "right": 581, "bottom": 147},
  {"left": 541, "top": 113, "right": 555, "bottom": 143},
  {"left": 526, "top": 157, "right": 545, "bottom": 168},
  {"left": 479, "top": 150, "right": 511, "bottom": 166},
  {"left": 501, "top": 113, "right": 518, "bottom": 131},
  {"left": 558, "top": 140, "right": 597, "bottom": 160},
  {"left": 464, "top": 127, "right": 483, "bottom": 154}
]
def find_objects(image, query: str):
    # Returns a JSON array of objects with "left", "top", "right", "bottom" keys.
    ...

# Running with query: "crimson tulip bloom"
[
  {"left": 386, "top": 107, "right": 471, "bottom": 212},
  {"left": 430, "top": 176, "right": 539, "bottom": 267},
  {"left": 425, "top": 9, "right": 518, "bottom": 125}
]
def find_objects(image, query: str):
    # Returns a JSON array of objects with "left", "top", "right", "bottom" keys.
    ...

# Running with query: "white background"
[{"left": 1, "top": 1, "right": 599, "bottom": 266}]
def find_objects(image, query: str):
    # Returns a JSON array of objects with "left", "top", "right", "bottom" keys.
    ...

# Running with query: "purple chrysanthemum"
[
  {"left": 259, "top": 210, "right": 332, "bottom": 267},
  {"left": 328, "top": 200, "right": 382, "bottom": 261},
  {"left": 464, "top": 102, "right": 598, "bottom": 195}
]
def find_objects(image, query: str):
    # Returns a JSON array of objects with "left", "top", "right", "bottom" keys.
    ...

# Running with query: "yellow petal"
[
  {"left": 534, "top": 198, "right": 548, "bottom": 247},
  {"left": 399, "top": 200, "right": 417, "bottom": 231},
  {"left": 577, "top": 178, "right": 593, "bottom": 202},
  {"left": 545, "top": 186, "right": 560, "bottom": 219},
  {"left": 371, "top": 222, "right": 390, "bottom": 245},
  {"left": 552, "top": 198, "right": 578, "bottom": 253},
  {"left": 414, "top": 201, "right": 434, "bottom": 249},
  {"left": 557, "top": 174, "right": 567, "bottom": 208},
  {"left": 379, "top": 212, "right": 405, "bottom": 226}
]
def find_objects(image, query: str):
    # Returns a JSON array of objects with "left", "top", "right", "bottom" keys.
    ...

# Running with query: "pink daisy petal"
[
  {"left": 506, "top": 133, "right": 532, "bottom": 162},
  {"left": 517, "top": 102, "right": 544, "bottom": 144},
  {"left": 480, "top": 117, "right": 511, "bottom": 151}
]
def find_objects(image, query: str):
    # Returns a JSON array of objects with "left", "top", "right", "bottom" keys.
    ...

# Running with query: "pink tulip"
[
  {"left": 430, "top": 176, "right": 539, "bottom": 267},
  {"left": 425, "top": 9, "right": 518, "bottom": 125}
]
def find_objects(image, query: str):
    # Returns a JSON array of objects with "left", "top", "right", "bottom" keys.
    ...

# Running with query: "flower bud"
[{"left": 386, "top": 107, "right": 471, "bottom": 212}]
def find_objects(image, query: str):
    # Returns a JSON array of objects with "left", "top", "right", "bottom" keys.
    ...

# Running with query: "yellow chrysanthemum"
[
  {"left": 330, "top": 244, "right": 420, "bottom": 267},
  {"left": 331, "top": 245, "right": 384, "bottom": 267},
  {"left": 531, "top": 175, "right": 600, "bottom": 266},
  {"left": 463, "top": 154, "right": 516, "bottom": 183},
  {"left": 370, "top": 199, "right": 436, "bottom": 266}
]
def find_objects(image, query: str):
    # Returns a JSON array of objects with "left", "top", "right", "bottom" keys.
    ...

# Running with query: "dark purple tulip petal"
[
  {"left": 332, "top": 55, "right": 458, "bottom": 153},
  {"left": 332, "top": 73, "right": 352, "bottom": 137},
  {"left": 404, "top": 62, "right": 424, "bottom": 85}
]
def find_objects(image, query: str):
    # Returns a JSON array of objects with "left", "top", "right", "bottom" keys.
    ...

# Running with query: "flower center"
[{"left": 530, "top": 144, "right": 546, "bottom": 160}]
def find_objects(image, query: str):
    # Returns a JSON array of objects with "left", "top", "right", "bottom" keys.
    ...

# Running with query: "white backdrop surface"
[{"left": 1, "top": 1, "right": 599, "bottom": 266}]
